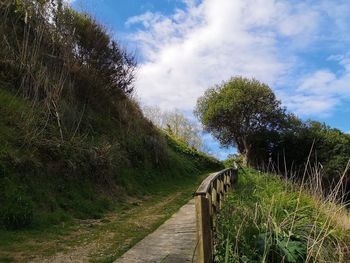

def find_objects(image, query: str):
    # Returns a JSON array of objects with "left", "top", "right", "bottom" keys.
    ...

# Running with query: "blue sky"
[{"left": 71, "top": 0, "right": 350, "bottom": 160}]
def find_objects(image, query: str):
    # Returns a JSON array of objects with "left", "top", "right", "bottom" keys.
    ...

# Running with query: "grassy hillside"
[
  {"left": 215, "top": 169, "right": 350, "bottom": 262},
  {"left": 0, "top": 87, "right": 222, "bottom": 231},
  {"left": 0, "top": 2, "right": 222, "bottom": 261},
  {"left": 0, "top": 83, "right": 222, "bottom": 262},
  {"left": 0, "top": 0, "right": 222, "bottom": 234}
]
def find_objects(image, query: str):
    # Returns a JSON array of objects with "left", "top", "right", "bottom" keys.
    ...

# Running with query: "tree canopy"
[
  {"left": 195, "top": 77, "right": 285, "bottom": 165},
  {"left": 196, "top": 76, "right": 350, "bottom": 201}
]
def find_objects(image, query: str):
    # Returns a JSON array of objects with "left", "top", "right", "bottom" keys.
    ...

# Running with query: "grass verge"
[{"left": 215, "top": 168, "right": 350, "bottom": 263}]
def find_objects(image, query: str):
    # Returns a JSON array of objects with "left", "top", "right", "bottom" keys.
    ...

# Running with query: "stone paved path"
[{"left": 114, "top": 199, "right": 197, "bottom": 263}]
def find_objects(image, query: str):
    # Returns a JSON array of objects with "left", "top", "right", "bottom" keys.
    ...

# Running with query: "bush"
[
  {"left": 0, "top": 186, "right": 34, "bottom": 229},
  {"left": 165, "top": 133, "right": 223, "bottom": 171},
  {"left": 223, "top": 154, "right": 243, "bottom": 168}
]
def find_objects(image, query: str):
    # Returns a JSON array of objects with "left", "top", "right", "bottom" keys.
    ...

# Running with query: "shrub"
[
  {"left": 0, "top": 185, "right": 34, "bottom": 229},
  {"left": 223, "top": 154, "right": 243, "bottom": 168}
]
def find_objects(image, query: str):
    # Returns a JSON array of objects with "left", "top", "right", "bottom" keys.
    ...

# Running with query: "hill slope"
[
  {"left": 0, "top": 86, "right": 222, "bottom": 262},
  {"left": 0, "top": 3, "right": 223, "bottom": 261},
  {"left": 0, "top": 87, "right": 222, "bottom": 229},
  {"left": 0, "top": 1, "right": 222, "bottom": 232}
]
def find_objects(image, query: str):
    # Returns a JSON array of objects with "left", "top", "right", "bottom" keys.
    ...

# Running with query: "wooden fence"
[{"left": 194, "top": 166, "right": 238, "bottom": 263}]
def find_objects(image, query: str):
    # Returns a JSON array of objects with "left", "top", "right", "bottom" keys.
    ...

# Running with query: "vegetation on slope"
[
  {"left": 0, "top": 1, "right": 223, "bottom": 259},
  {"left": 143, "top": 105, "right": 204, "bottom": 150},
  {"left": 0, "top": 75, "right": 221, "bottom": 231},
  {"left": 215, "top": 169, "right": 350, "bottom": 263},
  {"left": 0, "top": 0, "right": 222, "bottom": 234}
]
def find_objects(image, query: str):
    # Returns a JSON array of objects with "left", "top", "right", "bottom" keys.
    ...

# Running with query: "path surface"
[{"left": 114, "top": 199, "right": 197, "bottom": 263}]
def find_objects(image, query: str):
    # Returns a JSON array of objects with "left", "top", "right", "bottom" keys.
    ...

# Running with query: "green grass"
[
  {"left": 0, "top": 87, "right": 221, "bottom": 228},
  {"left": 0, "top": 87, "right": 223, "bottom": 261},
  {"left": 0, "top": 171, "right": 211, "bottom": 262},
  {"left": 215, "top": 168, "right": 350, "bottom": 263}
]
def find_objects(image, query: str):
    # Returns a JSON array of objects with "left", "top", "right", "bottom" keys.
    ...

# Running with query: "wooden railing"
[{"left": 194, "top": 166, "right": 238, "bottom": 263}]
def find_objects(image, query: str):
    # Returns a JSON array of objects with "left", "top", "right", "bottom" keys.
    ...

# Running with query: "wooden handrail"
[{"left": 194, "top": 165, "right": 238, "bottom": 263}]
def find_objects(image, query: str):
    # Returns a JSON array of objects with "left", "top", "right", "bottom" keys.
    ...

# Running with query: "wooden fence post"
[
  {"left": 194, "top": 167, "right": 238, "bottom": 263},
  {"left": 195, "top": 195, "right": 212, "bottom": 263}
]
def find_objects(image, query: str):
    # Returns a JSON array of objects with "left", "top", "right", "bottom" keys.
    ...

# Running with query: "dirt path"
[
  {"left": 115, "top": 199, "right": 197, "bottom": 263},
  {"left": 27, "top": 193, "right": 190, "bottom": 263}
]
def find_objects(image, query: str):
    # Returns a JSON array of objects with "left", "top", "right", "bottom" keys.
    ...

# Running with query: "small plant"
[{"left": 255, "top": 226, "right": 307, "bottom": 262}]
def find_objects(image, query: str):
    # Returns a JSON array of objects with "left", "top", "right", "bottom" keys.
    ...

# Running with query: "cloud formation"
[
  {"left": 127, "top": 0, "right": 350, "bottom": 117},
  {"left": 283, "top": 53, "right": 350, "bottom": 116}
]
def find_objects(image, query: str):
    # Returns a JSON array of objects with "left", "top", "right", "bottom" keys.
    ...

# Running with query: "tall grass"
[
  {"left": 0, "top": 1, "right": 78, "bottom": 146},
  {"left": 215, "top": 166, "right": 350, "bottom": 262}
]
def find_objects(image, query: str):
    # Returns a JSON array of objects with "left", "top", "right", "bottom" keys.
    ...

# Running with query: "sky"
[{"left": 71, "top": 0, "right": 350, "bottom": 160}]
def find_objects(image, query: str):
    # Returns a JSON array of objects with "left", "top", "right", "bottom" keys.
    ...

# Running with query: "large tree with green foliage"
[{"left": 195, "top": 77, "right": 286, "bottom": 165}]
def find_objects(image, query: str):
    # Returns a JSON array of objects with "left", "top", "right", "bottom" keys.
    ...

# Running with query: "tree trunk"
[
  {"left": 242, "top": 153, "right": 248, "bottom": 167},
  {"left": 241, "top": 137, "right": 251, "bottom": 167}
]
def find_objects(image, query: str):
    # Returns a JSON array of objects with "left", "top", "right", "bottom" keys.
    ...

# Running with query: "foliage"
[
  {"left": 143, "top": 106, "right": 203, "bottom": 150},
  {"left": 0, "top": 180, "right": 34, "bottom": 229},
  {"left": 223, "top": 154, "right": 244, "bottom": 168},
  {"left": 195, "top": 77, "right": 286, "bottom": 165},
  {"left": 195, "top": 76, "right": 350, "bottom": 200},
  {"left": 0, "top": 1, "right": 223, "bottom": 232},
  {"left": 269, "top": 119, "right": 350, "bottom": 199},
  {"left": 1, "top": 0, "right": 136, "bottom": 117},
  {"left": 59, "top": 7, "right": 137, "bottom": 102},
  {"left": 215, "top": 169, "right": 349, "bottom": 263},
  {"left": 0, "top": 87, "right": 221, "bottom": 230},
  {"left": 165, "top": 133, "right": 223, "bottom": 171}
]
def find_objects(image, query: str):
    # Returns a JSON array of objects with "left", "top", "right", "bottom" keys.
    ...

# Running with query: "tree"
[
  {"left": 195, "top": 77, "right": 286, "bottom": 166},
  {"left": 143, "top": 106, "right": 203, "bottom": 149},
  {"left": 143, "top": 105, "right": 163, "bottom": 127}
]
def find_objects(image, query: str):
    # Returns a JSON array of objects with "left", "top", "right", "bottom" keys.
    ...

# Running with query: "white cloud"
[
  {"left": 119, "top": 0, "right": 350, "bottom": 158},
  {"left": 298, "top": 70, "right": 336, "bottom": 93},
  {"left": 283, "top": 94, "right": 337, "bottom": 116},
  {"left": 126, "top": 0, "right": 350, "bottom": 117},
  {"left": 284, "top": 55, "right": 350, "bottom": 116},
  {"left": 128, "top": 0, "right": 323, "bottom": 111}
]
